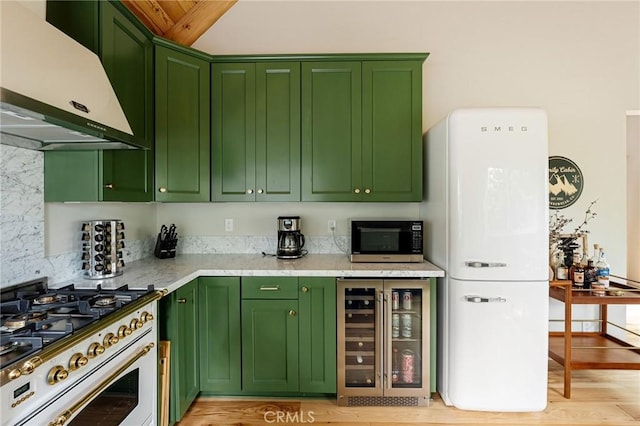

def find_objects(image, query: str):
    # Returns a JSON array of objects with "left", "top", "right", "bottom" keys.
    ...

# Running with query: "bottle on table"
[
  {"left": 571, "top": 252, "right": 585, "bottom": 289},
  {"left": 584, "top": 259, "right": 597, "bottom": 289},
  {"left": 590, "top": 243, "right": 600, "bottom": 263},
  {"left": 596, "top": 248, "right": 610, "bottom": 288}
]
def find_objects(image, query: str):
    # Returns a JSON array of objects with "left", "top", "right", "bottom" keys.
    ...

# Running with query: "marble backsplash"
[{"left": 0, "top": 142, "right": 346, "bottom": 287}]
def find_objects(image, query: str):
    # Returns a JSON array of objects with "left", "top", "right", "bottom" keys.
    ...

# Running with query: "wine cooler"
[{"left": 337, "top": 278, "right": 430, "bottom": 406}]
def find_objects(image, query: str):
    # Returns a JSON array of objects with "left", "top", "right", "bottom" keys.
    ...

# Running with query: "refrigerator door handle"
[
  {"left": 465, "top": 295, "right": 507, "bottom": 303},
  {"left": 465, "top": 261, "right": 507, "bottom": 268}
]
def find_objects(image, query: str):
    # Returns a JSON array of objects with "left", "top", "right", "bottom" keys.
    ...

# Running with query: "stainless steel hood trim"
[{"left": 1, "top": 89, "right": 145, "bottom": 150}]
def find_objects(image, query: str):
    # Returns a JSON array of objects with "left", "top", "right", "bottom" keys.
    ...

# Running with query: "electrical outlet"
[
  {"left": 328, "top": 219, "right": 336, "bottom": 233},
  {"left": 224, "top": 218, "right": 233, "bottom": 232}
]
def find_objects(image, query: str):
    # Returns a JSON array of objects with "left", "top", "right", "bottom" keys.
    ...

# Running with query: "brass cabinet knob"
[
  {"left": 69, "top": 353, "right": 88, "bottom": 371},
  {"left": 103, "top": 333, "right": 118, "bottom": 348},
  {"left": 87, "top": 342, "right": 105, "bottom": 358},
  {"left": 140, "top": 311, "right": 154, "bottom": 323},
  {"left": 354, "top": 188, "right": 361, "bottom": 194},
  {"left": 118, "top": 325, "right": 132, "bottom": 338},
  {"left": 247, "top": 189, "right": 254, "bottom": 194},
  {"left": 289, "top": 310, "right": 297, "bottom": 317},
  {"left": 358, "top": 341, "right": 364, "bottom": 347},
  {"left": 159, "top": 187, "right": 167, "bottom": 193},
  {"left": 301, "top": 286, "right": 308, "bottom": 293},
  {"left": 364, "top": 188, "right": 371, "bottom": 194},
  {"left": 47, "top": 365, "right": 69, "bottom": 385},
  {"left": 257, "top": 189, "right": 264, "bottom": 194},
  {"left": 104, "top": 183, "right": 114, "bottom": 189},
  {"left": 177, "top": 298, "right": 187, "bottom": 304}
]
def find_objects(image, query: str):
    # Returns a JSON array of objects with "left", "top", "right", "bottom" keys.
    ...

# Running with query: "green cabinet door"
[
  {"left": 211, "top": 63, "right": 256, "bottom": 201},
  {"left": 199, "top": 277, "right": 241, "bottom": 393},
  {"left": 299, "top": 277, "right": 337, "bottom": 393},
  {"left": 160, "top": 279, "right": 200, "bottom": 424},
  {"left": 255, "top": 62, "right": 301, "bottom": 201},
  {"left": 301, "top": 62, "right": 362, "bottom": 201},
  {"left": 44, "top": 1, "right": 154, "bottom": 202},
  {"left": 155, "top": 44, "right": 210, "bottom": 202},
  {"left": 362, "top": 61, "right": 423, "bottom": 201},
  {"left": 212, "top": 62, "right": 300, "bottom": 202},
  {"left": 242, "top": 299, "right": 299, "bottom": 393}
]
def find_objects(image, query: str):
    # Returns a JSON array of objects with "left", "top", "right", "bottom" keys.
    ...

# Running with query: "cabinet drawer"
[{"left": 242, "top": 277, "right": 298, "bottom": 299}]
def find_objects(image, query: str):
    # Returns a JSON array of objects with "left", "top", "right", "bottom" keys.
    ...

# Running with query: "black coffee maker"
[{"left": 277, "top": 216, "right": 305, "bottom": 259}]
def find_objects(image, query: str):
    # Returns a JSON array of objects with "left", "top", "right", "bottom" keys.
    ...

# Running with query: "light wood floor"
[{"left": 177, "top": 360, "right": 640, "bottom": 425}]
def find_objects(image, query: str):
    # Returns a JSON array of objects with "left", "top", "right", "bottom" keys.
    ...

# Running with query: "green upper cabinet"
[
  {"left": 301, "top": 56, "right": 426, "bottom": 202},
  {"left": 44, "top": 0, "right": 154, "bottom": 202},
  {"left": 301, "top": 62, "right": 362, "bottom": 201},
  {"left": 212, "top": 62, "right": 301, "bottom": 201},
  {"left": 361, "top": 61, "right": 423, "bottom": 201},
  {"left": 155, "top": 43, "right": 211, "bottom": 202}
]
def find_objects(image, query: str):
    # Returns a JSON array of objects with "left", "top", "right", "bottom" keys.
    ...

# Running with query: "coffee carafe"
[{"left": 277, "top": 216, "right": 306, "bottom": 259}]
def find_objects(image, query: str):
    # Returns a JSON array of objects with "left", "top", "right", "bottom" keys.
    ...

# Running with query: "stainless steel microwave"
[{"left": 350, "top": 220, "right": 424, "bottom": 263}]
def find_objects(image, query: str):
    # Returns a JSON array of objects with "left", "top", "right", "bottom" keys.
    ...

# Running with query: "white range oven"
[{"left": 0, "top": 278, "right": 165, "bottom": 426}]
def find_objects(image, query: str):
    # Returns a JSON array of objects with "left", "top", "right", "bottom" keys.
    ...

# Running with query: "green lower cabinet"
[
  {"left": 299, "top": 277, "right": 337, "bottom": 393},
  {"left": 199, "top": 277, "right": 241, "bottom": 393},
  {"left": 241, "top": 298, "right": 300, "bottom": 393},
  {"left": 160, "top": 279, "right": 199, "bottom": 424}
]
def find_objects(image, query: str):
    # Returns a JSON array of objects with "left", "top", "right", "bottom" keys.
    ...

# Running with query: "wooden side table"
[{"left": 548, "top": 279, "right": 640, "bottom": 398}]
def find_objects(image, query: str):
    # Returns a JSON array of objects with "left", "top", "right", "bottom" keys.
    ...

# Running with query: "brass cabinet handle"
[
  {"left": 354, "top": 188, "right": 361, "bottom": 194},
  {"left": 104, "top": 183, "right": 113, "bottom": 189},
  {"left": 159, "top": 187, "right": 167, "bottom": 193},
  {"left": 364, "top": 188, "right": 371, "bottom": 194},
  {"left": 247, "top": 189, "right": 254, "bottom": 194},
  {"left": 257, "top": 189, "right": 264, "bottom": 194},
  {"left": 289, "top": 310, "right": 296, "bottom": 317},
  {"left": 301, "top": 286, "right": 309, "bottom": 293},
  {"left": 177, "top": 298, "right": 187, "bottom": 304},
  {"left": 259, "top": 286, "right": 279, "bottom": 291}
]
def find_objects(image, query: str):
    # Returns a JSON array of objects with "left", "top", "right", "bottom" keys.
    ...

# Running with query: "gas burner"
[
  {"left": 0, "top": 341, "right": 16, "bottom": 356},
  {"left": 33, "top": 293, "right": 60, "bottom": 305},
  {"left": 3, "top": 312, "right": 48, "bottom": 329},
  {"left": 93, "top": 295, "right": 116, "bottom": 307}
]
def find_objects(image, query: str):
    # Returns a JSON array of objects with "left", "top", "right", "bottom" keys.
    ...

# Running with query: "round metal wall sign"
[{"left": 549, "top": 156, "right": 583, "bottom": 209}]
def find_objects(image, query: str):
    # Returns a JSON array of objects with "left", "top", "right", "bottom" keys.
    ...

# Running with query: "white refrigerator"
[{"left": 420, "top": 108, "right": 549, "bottom": 412}]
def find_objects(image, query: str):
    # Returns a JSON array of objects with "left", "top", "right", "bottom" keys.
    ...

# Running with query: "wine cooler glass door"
[
  {"left": 338, "top": 280, "right": 382, "bottom": 397},
  {"left": 386, "top": 282, "right": 429, "bottom": 396}
]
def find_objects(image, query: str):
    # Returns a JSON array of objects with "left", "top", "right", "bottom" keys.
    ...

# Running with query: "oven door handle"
[{"left": 48, "top": 342, "right": 155, "bottom": 426}]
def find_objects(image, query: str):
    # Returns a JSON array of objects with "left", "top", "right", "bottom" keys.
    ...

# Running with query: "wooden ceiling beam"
[
  {"left": 163, "top": 0, "right": 238, "bottom": 46},
  {"left": 121, "top": 0, "right": 175, "bottom": 35},
  {"left": 157, "top": 0, "right": 197, "bottom": 23}
]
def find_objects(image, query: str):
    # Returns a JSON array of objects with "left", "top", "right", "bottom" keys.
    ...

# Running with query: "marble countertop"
[{"left": 58, "top": 254, "right": 445, "bottom": 294}]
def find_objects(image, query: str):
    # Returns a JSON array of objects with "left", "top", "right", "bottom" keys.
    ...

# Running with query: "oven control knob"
[
  {"left": 69, "top": 353, "right": 89, "bottom": 371},
  {"left": 140, "top": 311, "right": 154, "bottom": 323},
  {"left": 47, "top": 365, "right": 69, "bottom": 385},
  {"left": 130, "top": 318, "right": 143, "bottom": 330},
  {"left": 103, "top": 333, "right": 119, "bottom": 348},
  {"left": 87, "top": 342, "right": 105, "bottom": 358},
  {"left": 20, "top": 357, "right": 43, "bottom": 375},
  {"left": 118, "top": 325, "right": 133, "bottom": 338}
]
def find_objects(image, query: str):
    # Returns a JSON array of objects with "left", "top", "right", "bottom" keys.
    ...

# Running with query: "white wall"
[
  {"left": 191, "top": 0, "right": 640, "bottom": 274},
  {"left": 5, "top": 1, "right": 639, "bottom": 282}
]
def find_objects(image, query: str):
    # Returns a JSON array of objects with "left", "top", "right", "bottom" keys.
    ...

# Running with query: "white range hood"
[{"left": 0, "top": 1, "right": 144, "bottom": 150}]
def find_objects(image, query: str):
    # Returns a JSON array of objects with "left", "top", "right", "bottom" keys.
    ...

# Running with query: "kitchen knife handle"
[{"left": 465, "top": 261, "right": 507, "bottom": 268}]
